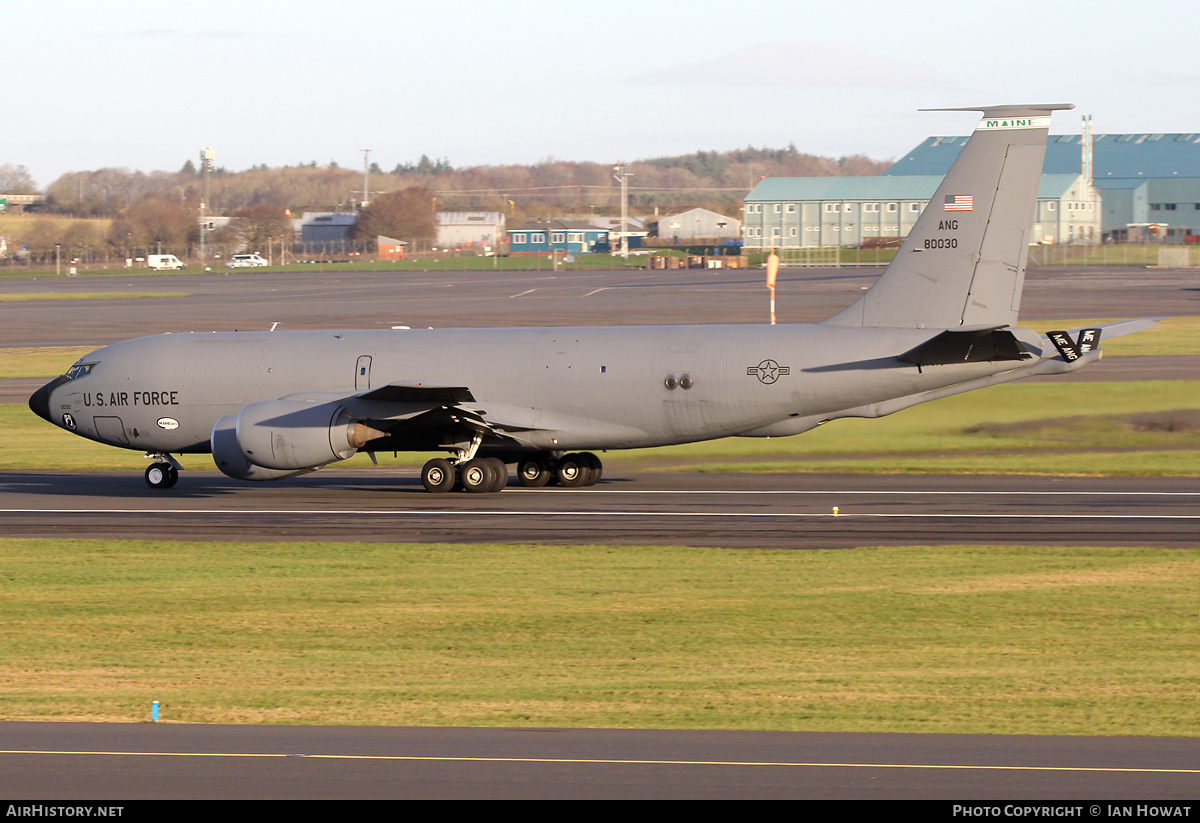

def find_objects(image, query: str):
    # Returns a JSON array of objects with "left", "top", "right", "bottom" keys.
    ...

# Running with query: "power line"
[{"left": 433, "top": 184, "right": 747, "bottom": 195}]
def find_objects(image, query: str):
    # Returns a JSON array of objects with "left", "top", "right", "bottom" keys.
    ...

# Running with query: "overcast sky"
[{"left": 8, "top": 0, "right": 1198, "bottom": 188}]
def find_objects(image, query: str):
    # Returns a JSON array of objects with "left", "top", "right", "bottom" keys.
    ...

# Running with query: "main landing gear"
[
  {"left": 421, "top": 452, "right": 602, "bottom": 494},
  {"left": 421, "top": 456, "right": 509, "bottom": 494},
  {"left": 144, "top": 453, "right": 182, "bottom": 489}
]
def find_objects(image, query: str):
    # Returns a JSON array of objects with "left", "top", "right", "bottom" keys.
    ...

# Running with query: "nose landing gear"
[{"left": 144, "top": 453, "right": 182, "bottom": 489}]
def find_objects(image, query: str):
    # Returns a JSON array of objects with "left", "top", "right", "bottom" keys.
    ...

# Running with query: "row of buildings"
[
  {"left": 295, "top": 127, "right": 1200, "bottom": 255},
  {"left": 297, "top": 207, "right": 745, "bottom": 256}
]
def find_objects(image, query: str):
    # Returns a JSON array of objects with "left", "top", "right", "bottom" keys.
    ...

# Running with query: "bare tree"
[
  {"left": 0, "top": 163, "right": 38, "bottom": 194},
  {"left": 107, "top": 195, "right": 196, "bottom": 256},
  {"left": 233, "top": 204, "right": 291, "bottom": 251},
  {"left": 351, "top": 186, "right": 436, "bottom": 249}
]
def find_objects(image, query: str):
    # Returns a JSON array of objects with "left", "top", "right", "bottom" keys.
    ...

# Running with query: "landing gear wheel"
[
  {"left": 145, "top": 462, "right": 178, "bottom": 489},
  {"left": 421, "top": 458, "right": 456, "bottom": 494},
  {"left": 578, "top": 452, "right": 602, "bottom": 486},
  {"left": 482, "top": 457, "right": 509, "bottom": 492},
  {"left": 555, "top": 453, "right": 591, "bottom": 488},
  {"left": 459, "top": 458, "right": 496, "bottom": 493},
  {"left": 517, "top": 455, "right": 552, "bottom": 488}
]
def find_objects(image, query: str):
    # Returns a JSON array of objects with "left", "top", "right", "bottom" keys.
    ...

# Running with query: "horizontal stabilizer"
[{"left": 898, "top": 328, "right": 1032, "bottom": 366}]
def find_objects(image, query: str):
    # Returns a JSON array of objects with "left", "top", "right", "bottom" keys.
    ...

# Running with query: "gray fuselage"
[{"left": 35, "top": 322, "right": 1035, "bottom": 457}]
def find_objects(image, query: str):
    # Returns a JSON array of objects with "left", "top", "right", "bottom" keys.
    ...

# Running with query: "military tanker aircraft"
[{"left": 29, "top": 103, "right": 1153, "bottom": 493}]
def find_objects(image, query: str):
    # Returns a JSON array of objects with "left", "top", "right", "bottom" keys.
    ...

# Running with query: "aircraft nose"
[{"left": 28, "top": 376, "right": 68, "bottom": 424}]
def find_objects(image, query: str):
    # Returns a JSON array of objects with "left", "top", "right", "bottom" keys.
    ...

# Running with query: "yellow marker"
[{"left": 832, "top": 506, "right": 839, "bottom": 517}]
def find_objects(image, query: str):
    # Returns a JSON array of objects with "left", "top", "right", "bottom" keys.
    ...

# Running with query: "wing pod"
[{"left": 230, "top": 398, "right": 386, "bottom": 472}]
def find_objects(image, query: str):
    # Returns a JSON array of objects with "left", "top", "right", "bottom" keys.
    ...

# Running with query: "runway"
[
  {"left": 2, "top": 722, "right": 1199, "bottom": 799},
  {"left": 2, "top": 470, "right": 1197, "bottom": 548},
  {"left": 2, "top": 265, "right": 1196, "bottom": 799},
  {"left": 1, "top": 264, "right": 1197, "bottom": 347}
]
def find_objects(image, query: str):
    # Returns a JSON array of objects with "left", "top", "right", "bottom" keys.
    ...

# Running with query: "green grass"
[
  {"left": 0, "top": 346, "right": 94, "bottom": 378},
  {"left": 610, "top": 380, "right": 1200, "bottom": 476},
  {"left": 1026, "top": 244, "right": 1200, "bottom": 267},
  {"left": 4, "top": 379, "right": 1197, "bottom": 474},
  {"left": 0, "top": 539, "right": 1196, "bottom": 733},
  {"left": 0, "top": 254, "right": 654, "bottom": 278},
  {"left": 0, "top": 292, "right": 190, "bottom": 301}
]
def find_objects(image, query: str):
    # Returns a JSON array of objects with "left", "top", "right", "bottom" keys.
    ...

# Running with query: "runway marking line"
[
  {"left": 0, "top": 748, "right": 1198, "bottom": 774},
  {"left": 511, "top": 489, "right": 1200, "bottom": 496},
  {"left": 2, "top": 509, "right": 1198, "bottom": 520}
]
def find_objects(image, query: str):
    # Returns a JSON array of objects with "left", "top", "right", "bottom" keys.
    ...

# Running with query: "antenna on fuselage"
[{"left": 766, "top": 248, "right": 779, "bottom": 325}]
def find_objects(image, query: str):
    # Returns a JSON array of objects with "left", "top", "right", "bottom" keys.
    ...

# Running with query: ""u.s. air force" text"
[{"left": 82, "top": 391, "right": 179, "bottom": 407}]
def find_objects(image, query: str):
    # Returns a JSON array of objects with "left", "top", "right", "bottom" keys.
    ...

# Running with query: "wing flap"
[{"left": 358, "top": 382, "right": 475, "bottom": 404}]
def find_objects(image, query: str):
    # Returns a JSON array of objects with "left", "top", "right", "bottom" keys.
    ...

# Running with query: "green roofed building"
[
  {"left": 887, "top": 132, "right": 1200, "bottom": 241},
  {"left": 742, "top": 173, "right": 1099, "bottom": 249}
]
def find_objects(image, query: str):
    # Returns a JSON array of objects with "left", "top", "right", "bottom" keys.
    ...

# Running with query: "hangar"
[
  {"left": 742, "top": 173, "right": 1098, "bottom": 249},
  {"left": 744, "top": 126, "right": 1200, "bottom": 249}
]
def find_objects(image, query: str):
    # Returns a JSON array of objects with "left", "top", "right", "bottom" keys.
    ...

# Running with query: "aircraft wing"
[{"left": 279, "top": 381, "right": 549, "bottom": 441}]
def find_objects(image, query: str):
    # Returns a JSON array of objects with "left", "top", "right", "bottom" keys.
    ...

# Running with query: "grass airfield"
[
  {"left": 3, "top": 538, "right": 1197, "bottom": 735},
  {"left": 1, "top": 283, "right": 1196, "bottom": 734}
]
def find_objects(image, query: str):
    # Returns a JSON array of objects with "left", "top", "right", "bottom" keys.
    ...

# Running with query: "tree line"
[{"left": 3, "top": 147, "right": 889, "bottom": 260}]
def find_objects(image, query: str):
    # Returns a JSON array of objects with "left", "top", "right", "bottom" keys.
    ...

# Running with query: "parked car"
[{"left": 226, "top": 253, "right": 268, "bottom": 268}]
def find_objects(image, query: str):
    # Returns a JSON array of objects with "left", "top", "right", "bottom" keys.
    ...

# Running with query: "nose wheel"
[
  {"left": 144, "top": 453, "right": 182, "bottom": 489},
  {"left": 145, "top": 462, "right": 179, "bottom": 489}
]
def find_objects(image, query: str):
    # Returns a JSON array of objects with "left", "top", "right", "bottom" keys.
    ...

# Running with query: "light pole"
[
  {"left": 200, "top": 147, "right": 214, "bottom": 268},
  {"left": 612, "top": 162, "right": 633, "bottom": 261},
  {"left": 361, "top": 148, "right": 371, "bottom": 208}
]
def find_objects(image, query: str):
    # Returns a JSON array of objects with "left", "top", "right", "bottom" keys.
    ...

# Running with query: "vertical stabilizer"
[{"left": 823, "top": 104, "right": 1073, "bottom": 329}]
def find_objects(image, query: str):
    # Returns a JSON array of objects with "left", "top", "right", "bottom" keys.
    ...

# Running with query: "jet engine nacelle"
[
  {"left": 225, "top": 399, "right": 385, "bottom": 473},
  {"left": 210, "top": 414, "right": 315, "bottom": 481}
]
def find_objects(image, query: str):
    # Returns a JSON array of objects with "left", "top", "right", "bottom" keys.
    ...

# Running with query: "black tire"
[
  {"left": 517, "top": 455, "right": 552, "bottom": 488},
  {"left": 578, "top": 452, "right": 602, "bottom": 486},
  {"left": 145, "top": 462, "right": 178, "bottom": 489},
  {"left": 556, "top": 453, "right": 591, "bottom": 488},
  {"left": 421, "top": 458, "right": 456, "bottom": 493},
  {"left": 483, "top": 457, "right": 509, "bottom": 492},
  {"left": 459, "top": 458, "right": 495, "bottom": 493}
]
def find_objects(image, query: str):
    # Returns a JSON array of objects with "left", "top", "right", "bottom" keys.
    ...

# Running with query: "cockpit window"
[{"left": 64, "top": 363, "right": 96, "bottom": 380}]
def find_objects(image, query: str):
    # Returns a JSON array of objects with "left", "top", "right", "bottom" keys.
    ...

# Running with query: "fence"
[{"left": 1026, "top": 244, "right": 1199, "bottom": 267}]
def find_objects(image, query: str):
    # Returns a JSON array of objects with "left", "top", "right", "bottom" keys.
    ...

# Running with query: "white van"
[{"left": 147, "top": 254, "right": 184, "bottom": 271}]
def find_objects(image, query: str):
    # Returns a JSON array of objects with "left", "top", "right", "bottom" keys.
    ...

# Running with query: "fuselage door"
[
  {"left": 355, "top": 355, "right": 373, "bottom": 391},
  {"left": 93, "top": 415, "right": 129, "bottom": 446}
]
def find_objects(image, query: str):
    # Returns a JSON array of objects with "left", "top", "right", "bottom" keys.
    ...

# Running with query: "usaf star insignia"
[{"left": 747, "top": 359, "right": 790, "bottom": 384}]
